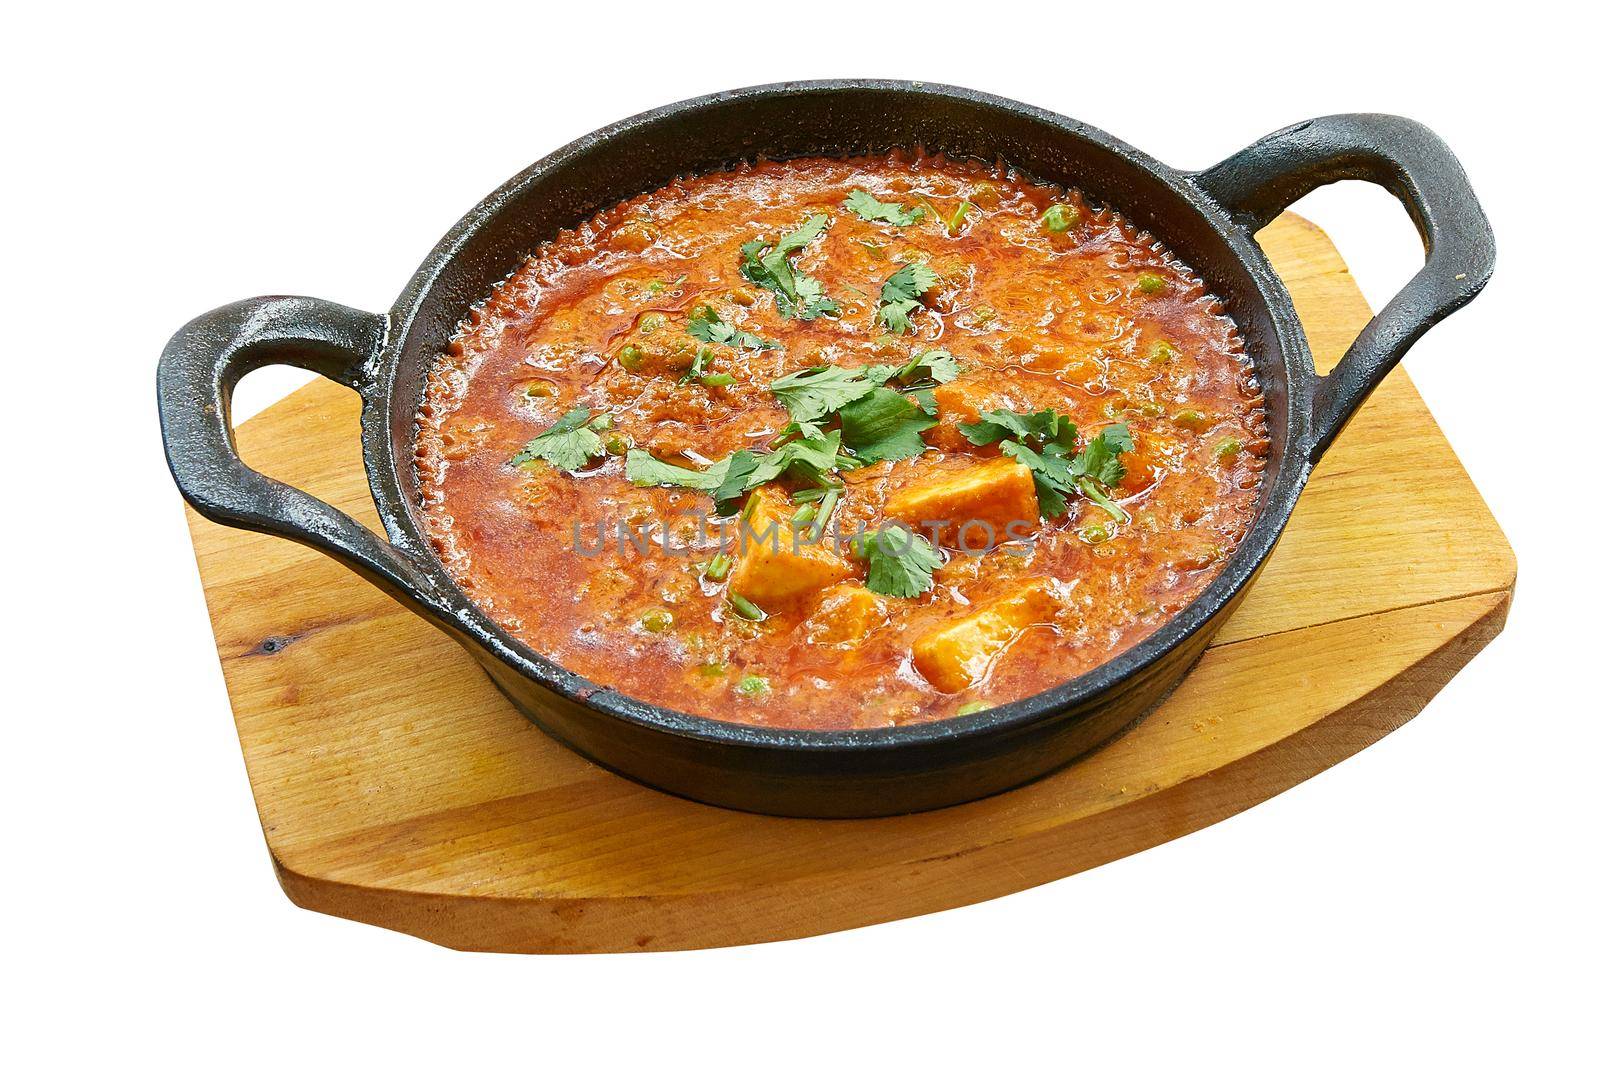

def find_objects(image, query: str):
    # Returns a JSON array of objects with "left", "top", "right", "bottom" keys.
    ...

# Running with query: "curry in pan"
[{"left": 415, "top": 154, "right": 1266, "bottom": 729}]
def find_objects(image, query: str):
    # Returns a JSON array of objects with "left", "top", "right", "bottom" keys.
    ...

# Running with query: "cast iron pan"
[{"left": 158, "top": 81, "right": 1493, "bottom": 817}]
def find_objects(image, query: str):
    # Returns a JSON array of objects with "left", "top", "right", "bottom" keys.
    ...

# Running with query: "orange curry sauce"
[{"left": 415, "top": 154, "right": 1267, "bottom": 729}]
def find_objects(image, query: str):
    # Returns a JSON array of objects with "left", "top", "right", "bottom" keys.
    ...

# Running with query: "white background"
[{"left": 6, "top": 2, "right": 1593, "bottom": 1062}]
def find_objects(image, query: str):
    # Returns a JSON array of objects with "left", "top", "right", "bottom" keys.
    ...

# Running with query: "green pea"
[
  {"left": 735, "top": 675, "right": 771, "bottom": 697},
  {"left": 639, "top": 608, "right": 674, "bottom": 634},
  {"left": 697, "top": 661, "right": 728, "bottom": 678},
  {"left": 1079, "top": 523, "right": 1114, "bottom": 545},
  {"left": 1041, "top": 203, "right": 1080, "bottom": 233},
  {"left": 1215, "top": 436, "right": 1243, "bottom": 461},
  {"left": 617, "top": 344, "right": 645, "bottom": 370},
  {"left": 604, "top": 435, "right": 629, "bottom": 456},
  {"left": 1146, "top": 339, "right": 1179, "bottom": 365},
  {"left": 521, "top": 380, "right": 556, "bottom": 398},
  {"left": 700, "top": 372, "right": 735, "bottom": 388},
  {"left": 638, "top": 312, "right": 668, "bottom": 335},
  {"left": 1173, "top": 409, "right": 1210, "bottom": 432},
  {"left": 955, "top": 700, "right": 993, "bottom": 716},
  {"left": 1136, "top": 273, "right": 1168, "bottom": 295}
]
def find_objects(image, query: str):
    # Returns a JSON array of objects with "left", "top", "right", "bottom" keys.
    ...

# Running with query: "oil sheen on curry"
[{"left": 416, "top": 154, "right": 1267, "bottom": 729}]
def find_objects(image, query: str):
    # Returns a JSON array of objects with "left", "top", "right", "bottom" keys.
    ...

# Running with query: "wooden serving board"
[{"left": 186, "top": 214, "right": 1514, "bottom": 953}]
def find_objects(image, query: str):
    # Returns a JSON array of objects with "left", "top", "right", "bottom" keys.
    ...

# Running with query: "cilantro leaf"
[
  {"left": 791, "top": 275, "right": 840, "bottom": 320},
  {"left": 686, "top": 305, "right": 777, "bottom": 352},
  {"left": 959, "top": 409, "right": 1077, "bottom": 450},
  {"left": 740, "top": 215, "right": 839, "bottom": 320},
  {"left": 968, "top": 408, "right": 1131, "bottom": 521},
  {"left": 1071, "top": 422, "right": 1133, "bottom": 486},
  {"left": 876, "top": 262, "right": 937, "bottom": 334},
  {"left": 745, "top": 430, "right": 844, "bottom": 490},
  {"left": 842, "top": 189, "right": 926, "bottom": 227},
  {"left": 623, "top": 449, "right": 728, "bottom": 491},
  {"left": 711, "top": 449, "right": 763, "bottom": 513},
  {"left": 856, "top": 523, "right": 940, "bottom": 599},
  {"left": 893, "top": 348, "right": 961, "bottom": 386},
  {"left": 839, "top": 387, "right": 937, "bottom": 463},
  {"left": 769, "top": 364, "right": 877, "bottom": 422},
  {"left": 999, "top": 440, "right": 1075, "bottom": 519},
  {"left": 512, "top": 407, "right": 611, "bottom": 472},
  {"left": 1005, "top": 429, "right": 1133, "bottom": 521}
]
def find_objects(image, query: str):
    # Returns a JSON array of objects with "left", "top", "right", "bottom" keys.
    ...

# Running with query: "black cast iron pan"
[{"left": 158, "top": 81, "right": 1493, "bottom": 817}]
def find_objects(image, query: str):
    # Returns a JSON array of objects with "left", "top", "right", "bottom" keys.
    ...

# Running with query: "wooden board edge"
[{"left": 268, "top": 588, "right": 1510, "bottom": 954}]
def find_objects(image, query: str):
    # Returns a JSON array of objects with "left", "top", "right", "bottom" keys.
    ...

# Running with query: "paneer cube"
[
  {"left": 925, "top": 377, "right": 1010, "bottom": 452},
  {"left": 885, "top": 458, "right": 1040, "bottom": 548},
  {"left": 803, "top": 583, "right": 889, "bottom": 645},
  {"left": 912, "top": 578, "right": 1068, "bottom": 693},
  {"left": 728, "top": 488, "right": 856, "bottom": 612}
]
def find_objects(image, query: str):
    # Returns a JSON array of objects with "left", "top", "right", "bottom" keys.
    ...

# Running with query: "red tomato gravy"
[{"left": 415, "top": 153, "right": 1267, "bottom": 729}]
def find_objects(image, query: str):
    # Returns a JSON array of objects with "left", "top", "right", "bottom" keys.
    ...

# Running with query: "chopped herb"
[
  {"left": 711, "top": 450, "right": 763, "bottom": 513},
  {"left": 856, "top": 523, "right": 940, "bottom": 599},
  {"left": 744, "top": 430, "right": 845, "bottom": 490},
  {"left": 729, "top": 596, "right": 767, "bottom": 623},
  {"left": 685, "top": 304, "right": 778, "bottom": 352},
  {"left": 512, "top": 407, "right": 612, "bottom": 472},
  {"left": 876, "top": 262, "right": 938, "bottom": 334},
  {"left": 769, "top": 364, "right": 878, "bottom": 422},
  {"left": 623, "top": 449, "right": 729, "bottom": 491},
  {"left": 962, "top": 409, "right": 1133, "bottom": 522},
  {"left": 739, "top": 214, "right": 840, "bottom": 320},
  {"left": 869, "top": 348, "right": 961, "bottom": 389},
  {"left": 958, "top": 408, "right": 1077, "bottom": 450},
  {"left": 945, "top": 200, "right": 973, "bottom": 235},
  {"left": 703, "top": 553, "right": 732, "bottom": 581},
  {"left": 839, "top": 387, "right": 937, "bottom": 463},
  {"left": 842, "top": 188, "right": 927, "bottom": 227}
]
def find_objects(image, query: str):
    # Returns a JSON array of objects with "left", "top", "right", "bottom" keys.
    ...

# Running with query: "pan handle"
[
  {"left": 1193, "top": 114, "right": 1494, "bottom": 459},
  {"left": 157, "top": 297, "right": 447, "bottom": 611}
]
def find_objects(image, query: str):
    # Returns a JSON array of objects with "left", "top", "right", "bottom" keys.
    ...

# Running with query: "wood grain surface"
[{"left": 184, "top": 213, "right": 1515, "bottom": 953}]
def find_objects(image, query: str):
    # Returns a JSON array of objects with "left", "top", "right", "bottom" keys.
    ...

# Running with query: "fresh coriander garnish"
[
  {"left": 962, "top": 410, "right": 1134, "bottom": 521},
  {"left": 870, "top": 348, "right": 961, "bottom": 389},
  {"left": 739, "top": 214, "right": 840, "bottom": 320},
  {"left": 958, "top": 409, "right": 1077, "bottom": 451},
  {"left": 842, "top": 189, "right": 926, "bottom": 227},
  {"left": 623, "top": 449, "right": 730, "bottom": 491},
  {"left": 743, "top": 430, "right": 846, "bottom": 491},
  {"left": 856, "top": 524, "right": 940, "bottom": 598},
  {"left": 511, "top": 407, "right": 612, "bottom": 472},
  {"left": 876, "top": 262, "right": 937, "bottom": 334},
  {"left": 839, "top": 387, "right": 937, "bottom": 463},
  {"left": 685, "top": 304, "right": 778, "bottom": 352},
  {"left": 769, "top": 364, "right": 879, "bottom": 422}
]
